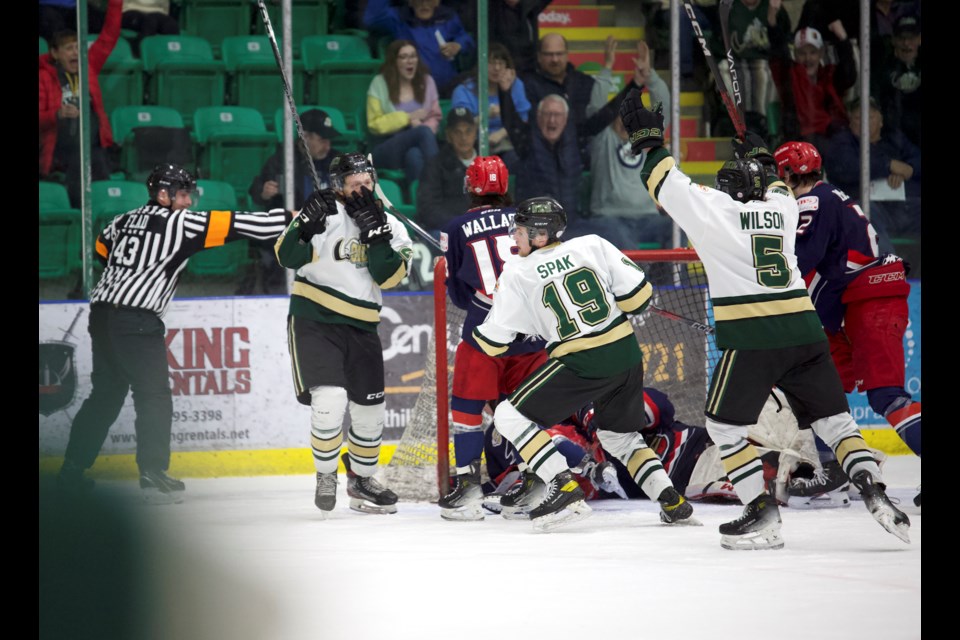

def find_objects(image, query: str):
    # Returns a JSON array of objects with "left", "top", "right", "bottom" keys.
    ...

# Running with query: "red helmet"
[
  {"left": 464, "top": 155, "right": 509, "bottom": 196},
  {"left": 773, "top": 141, "right": 822, "bottom": 178}
]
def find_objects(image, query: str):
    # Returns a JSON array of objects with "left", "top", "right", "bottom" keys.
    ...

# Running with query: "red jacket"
[{"left": 38, "top": 0, "right": 121, "bottom": 176}]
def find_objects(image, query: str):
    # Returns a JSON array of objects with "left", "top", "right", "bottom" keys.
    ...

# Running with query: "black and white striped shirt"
[{"left": 90, "top": 203, "right": 291, "bottom": 315}]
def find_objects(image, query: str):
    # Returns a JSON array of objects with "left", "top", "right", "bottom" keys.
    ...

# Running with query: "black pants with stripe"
[
  {"left": 64, "top": 305, "right": 173, "bottom": 473},
  {"left": 508, "top": 359, "right": 647, "bottom": 434}
]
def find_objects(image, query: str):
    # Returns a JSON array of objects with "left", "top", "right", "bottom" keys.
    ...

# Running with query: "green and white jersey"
[
  {"left": 473, "top": 234, "right": 653, "bottom": 378},
  {"left": 275, "top": 201, "right": 413, "bottom": 332},
  {"left": 643, "top": 150, "right": 824, "bottom": 350}
]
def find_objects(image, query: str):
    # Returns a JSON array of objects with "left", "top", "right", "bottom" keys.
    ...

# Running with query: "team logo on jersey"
[
  {"left": 616, "top": 141, "right": 644, "bottom": 169},
  {"left": 333, "top": 237, "right": 368, "bottom": 268}
]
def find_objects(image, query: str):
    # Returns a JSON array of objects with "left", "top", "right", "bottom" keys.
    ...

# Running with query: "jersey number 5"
[
  {"left": 542, "top": 268, "right": 610, "bottom": 340},
  {"left": 752, "top": 234, "right": 791, "bottom": 288}
]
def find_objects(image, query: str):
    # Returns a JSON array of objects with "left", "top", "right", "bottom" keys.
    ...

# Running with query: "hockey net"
[{"left": 379, "top": 249, "right": 789, "bottom": 501}]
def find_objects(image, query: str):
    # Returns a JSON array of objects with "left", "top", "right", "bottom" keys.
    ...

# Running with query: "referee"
[{"left": 57, "top": 164, "right": 294, "bottom": 502}]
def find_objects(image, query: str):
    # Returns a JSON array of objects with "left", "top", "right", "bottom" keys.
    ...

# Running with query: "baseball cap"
[
  {"left": 446, "top": 106, "right": 476, "bottom": 129},
  {"left": 300, "top": 109, "right": 340, "bottom": 139},
  {"left": 794, "top": 27, "right": 823, "bottom": 51},
  {"left": 893, "top": 14, "right": 920, "bottom": 37}
]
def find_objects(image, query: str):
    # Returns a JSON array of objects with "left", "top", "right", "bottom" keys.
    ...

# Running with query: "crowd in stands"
[{"left": 39, "top": 0, "right": 922, "bottom": 292}]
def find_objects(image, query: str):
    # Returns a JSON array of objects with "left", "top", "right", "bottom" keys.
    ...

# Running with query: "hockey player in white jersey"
[
  {"left": 473, "top": 196, "right": 697, "bottom": 531},
  {"left": 275, "top": 152, "right": 413, "bottom": 518},
  {"left": 617, "top": 89, "right": 909, "bottom": 549}
]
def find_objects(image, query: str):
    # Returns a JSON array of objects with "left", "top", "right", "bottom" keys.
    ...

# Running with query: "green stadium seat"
[
  {"left": 39, "top": 182, "right": 81, "bottom": 278},
  {"left": 193, "top": 106, "right": 276, "bottom": 206},
  {"left": 187, "top": 179, "right": 247, "bottom": 276},
  {"left": 379, "top": 178, "right": 416, "bottom": 220},
  {"left": 180, "top": 0, "right": 252, "bottom": 57},
  {"left": 301, "top": 35, "right": 381, "bottom": 130},
  {"left": 89, "top": 180, "right": 149, "bottom": 234},
  {"left": 40, "top": 37, "right": 48, "bottom": 55},
  {"left": 100, "top": 37, "right": 144, "bottom": 117},
  {"left": 256, "top": 0, "right": 332, "bottom": 58},
  {"left": 141, "top": 35, "right": 226, "bottom": 126},
  {"left": 110, "top": 106, "right": 188, "bottom": 181},
  {"left": 222, "top": 35, "right": 306, "bottom": 126}
]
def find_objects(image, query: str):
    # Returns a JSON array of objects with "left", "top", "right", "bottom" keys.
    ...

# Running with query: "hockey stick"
[
  {"left": 254, "top": 0, "right": 322, "bottom": 191},
  {"left": 648, "top": 305, "right": 714, "bottom": 336},
  {"left": 368, "top": 155, "right": 443, "bottom": 253},
  {"left": 717, "top": 0, "right": 747, "bottom": 136},
  {"left": 682, "top": 0, "right": 746, "bottom": 139}
]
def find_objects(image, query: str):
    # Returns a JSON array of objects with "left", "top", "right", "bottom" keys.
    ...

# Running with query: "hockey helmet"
[
  {"left": 715, "top": 158, "right": 767, "bottom": 203},
  {"left": 147, "top": 163, "right": 196, "bottom": 200},
  {"left": 330, "top": 152, "right": 378, "bottom": 192},
  {"left": 464, "top": 155, "right": 509, "bottom": 196},
  {"left": 773, "top": 141, "right": 822, "bottom": 178},
  {"left": 513, "top": 196, "right": 567, "bottom": 243}
]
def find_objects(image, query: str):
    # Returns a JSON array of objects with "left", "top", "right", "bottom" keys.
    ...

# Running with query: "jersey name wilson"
[
  {"left": 739, "top": 210, "right": 784, "bottom": 231},
  {"left": 461, "top": 212, "right": 513, "bottom": 237},
  {"left": 537, "top": 255, "right": 575, "bottom": 279}
]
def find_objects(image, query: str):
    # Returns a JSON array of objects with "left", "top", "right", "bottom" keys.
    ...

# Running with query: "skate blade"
[
  {"left": 141, "top": 488, "right": 184, "bottom": 505},
  {"left": 661, "top": 514, "right": 703, "bottom": 526},
  {"left": 720, "top": 527, "right": 785, "bottom": 550},
  {"left": 532, "top": 500, "right": 592, "bottom": 532},
  {"left": 872, "top": 510, "right": 911, "bottom": 544},
  {"left": 481, "top": 497, "right": 504, "bottom": 514},
  {"left": 349, "top": 498, "right": 397, "bottom": 515},
  {"left": 501, "top": 505, "right": 532, "bottom": 520},
  {"left": 440, "top": 504, "right": 484, "bottom": 521},
  {"left": 788, "top": 493, "right": 851, "bottom": 510}
]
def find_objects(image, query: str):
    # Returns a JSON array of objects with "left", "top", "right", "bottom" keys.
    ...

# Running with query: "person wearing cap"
[
  {"left": 874, "top": 12, "right": 921, "bottom": 148},
  {"left": 416, "top": 107, "right": 479, "bottom": 232},
  {"left": 770, "top": 20, "right": 856, "bottom": 148},
  {"left": 244, "top": 109, "right": 344, "bottom": 294}
]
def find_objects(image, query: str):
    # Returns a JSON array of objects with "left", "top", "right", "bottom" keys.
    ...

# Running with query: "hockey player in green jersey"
[
  {"left": 472, "top": 196, "right": 697, "bottom": 532},
  {"left": 275, "top": 153, "right": 413, "bottom": 518},
  {"left": 617, "top": 89, "right": 910, "bottom": 549}
]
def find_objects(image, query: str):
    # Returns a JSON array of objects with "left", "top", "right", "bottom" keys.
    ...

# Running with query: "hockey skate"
[
  {"left": 657, "top": 487, "right": 702, "bottom": 525},
  {"left": 719, "top": 494, "right": 784, "bottom": 550},
  {"left": 575, "top": 455, "right": 628, "bottom": 499},
  {"left": 439, "top": 460, "right": 484, "bottom": 521},
  {"left": 787, "top": 460, "right": 851, "bottom": 509},
  {"left": 530, "top": 471, "right": 592, "bottom": 532},
  {"left": 851, "top": 471, "right": 910, "bottom": 543},
  {"left": 500, "top": 470, "right": 546, "bottom": 520},
  {"left": 315, "top": 471, "right": 338, "bottom": 518},
  {"left": 343, "top": 454, "right": 398, "bottom": 515},
  {"left": 56, "top": 460, "right": 95, "bottom": 496},
  {"left": 139, "top": 469, "right": 185, "bottom": 505}
]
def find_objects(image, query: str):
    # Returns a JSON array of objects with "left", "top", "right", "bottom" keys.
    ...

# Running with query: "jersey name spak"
[
  {"left": 537, "top": 255, "right": 575, "bottom": 279},
  {"left": 461, "top": 212, "right": 513, "bottom": 238},
  {"left": 739, "top": 210, "right": 784, "bottom": 231}
]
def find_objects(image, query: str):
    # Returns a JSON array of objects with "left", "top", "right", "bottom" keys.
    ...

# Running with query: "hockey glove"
[
  {"left": 296, "top": 188, "right": 338, "bottom": 242},
  {"left": 618, "top": 88, "right": 664, "bottom": 154},
  {"left": 732, "top": 131, "right": 778, "bottom": 179},
  {"left": 344, "top": 186, "right": 392, "bottom": 245}
]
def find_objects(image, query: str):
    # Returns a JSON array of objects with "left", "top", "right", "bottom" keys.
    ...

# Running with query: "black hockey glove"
[
  {"left": 618, "top": 88, "right": 664, "bottom": 154},
  {"left": 296, "top": 188, "right": 338, "bottom": 242},
  {"left": 732, "top": 131, "right": 777, "bottom": 179},
  {"left": 344, "top": 186, "right": 392, "bottom": 245}
]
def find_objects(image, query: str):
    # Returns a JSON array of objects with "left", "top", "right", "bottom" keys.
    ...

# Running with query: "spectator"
[
  {"left": 416, "top": 107, "right": 478, "bottom": 232},
  {"left": 871, "top": 0, "right": 919, "bottom": 56},
  {"left": 121, "top": 0, "right": 179, "bottom": 57},
  {"left": 514, "top": 95, "right": 582, "bottom": 219},
  {"left": 522, "top": 33, "right": 618, "bottom": 166},
  {"left": 873, "top": 12, "right": 921, "bottom": 149},
  {"left": 451, "top": 42, "right": 531, "bottom": 172},
  {"left": 40, "top": 0, "right": 107, "bottom": 44},
  {"left": 770, "top": 24, "right": 855, "bottom": 149},
  {"left": 578, "top": 42, "right": 673, "bottom": 249},
  {"left": 39, "top": 0, "right": 121, "bottom": 208},
  {"left": 244, "top": 109, "right": 345, "bottom": 295},
  {"left": 366, "top": 39, "right": 442, "bottom": 184},
  {"left": 713, "top": 0, "right": 791, "bottom": 136},
  {"left": 491, "top": 0, "right": 554, "bottom": 75},
  {"left": 364, "top": 0, "right": 476, "bottom": 97},
  {"left": 827, "top": 97, "right": 920, "bottom": 252}
]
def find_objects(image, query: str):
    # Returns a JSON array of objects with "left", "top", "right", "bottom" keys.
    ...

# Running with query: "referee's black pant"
[{"left": 64, "top": 304, "right": 173, "bottom": 473}]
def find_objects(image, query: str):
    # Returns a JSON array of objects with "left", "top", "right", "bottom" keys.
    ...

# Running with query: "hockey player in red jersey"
[
  {"left": 774, "top": 141, "right": 920, "bottom": 505},
  {"left": 437, "top": 156, "right": 548, "bottom": 521}
]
